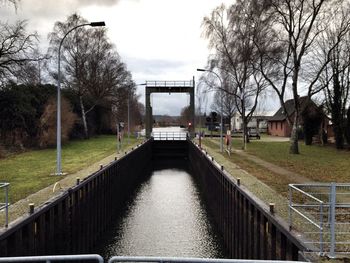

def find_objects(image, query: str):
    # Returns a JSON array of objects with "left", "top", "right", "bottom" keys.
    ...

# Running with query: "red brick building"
[
  {"left": 268, "top": 119, "right": 291, "bottom": 137},
  {"left": 268, "top": 97, "right": 327, "bottom": 137}
]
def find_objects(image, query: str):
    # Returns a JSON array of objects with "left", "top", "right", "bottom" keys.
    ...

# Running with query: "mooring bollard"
[
  {"left": 100, "top": 164, "right": 103, "bottom": 170},
  {"left": 221, "top": 165, "right": 224, "bottom": 171},
  {"left": 237, "top": 178, "right": 241, "bottom": 186},
  {"left": 29, "top": 203, "right": 35, "bottom": 214},
  {"left": 211, "top": 157, "right": 214, "bottom": 161},
  {"left": 76, "top": 178, "right": 80, "bottom": 185},
  {"left": 269, "top": 203, "right": 275, "bottom": 214},
  {"left": 115, "top": 157, "right": 118, "bottom": 161}
]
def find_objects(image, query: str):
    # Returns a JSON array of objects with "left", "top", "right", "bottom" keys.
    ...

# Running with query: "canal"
[{"left": 96, "top": 167, "right": 227, "bottom": 258}]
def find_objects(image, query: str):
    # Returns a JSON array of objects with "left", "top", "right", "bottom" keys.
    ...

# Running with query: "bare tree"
[
  {"left": 257, "top": 0, "right": 344, "bottom": 153},
  {"left": 48, "top": 13, "right": 132, "bottom": 138},
  {"left": 196, "top": 80, "right": 208, "bottom": 130},
  {"left": 15, "top": 47, "right": 48, "bottom": 85},
  {"left": 315, "top": 2, "right": 350, "bottom": 149},
  {"left": 48, "top": 14, "right": 90, "bottom": 137},
  {"left": 1, "top": 0, "right": 18, "bottom": 9},
  {"left": 210, "top": 76, "right": 236, "bottom": 130},
  {"left": 202, "top": 2, "right": 267, "bottom": 150},
  {"left": 180, "top": 106, "right": 191, "bottom": 127},
  {"left": 129, "top": 95, "right": 144, "bottom": 131},
  {"left": 0, "top": 20, "right": 38, "bottom": 86},
  {"left": 111, "top": 79, "right": 137, "bottom": 131}
]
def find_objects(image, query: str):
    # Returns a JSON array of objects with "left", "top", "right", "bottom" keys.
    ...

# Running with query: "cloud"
[
  {"left": 151, "top": 93, "right": 190, "bottom": 115},
  {"left": 1, "top": 0, "right": 122, "bottom": 24},
  {"left": 125, "top": 57, "right": 187, "bottom": 75},
  {"left": 76, "top": 0, "right": 121, "bottom": 7},
  {"left": 0, "top": 0, "right": 238, "bottom": 116}
]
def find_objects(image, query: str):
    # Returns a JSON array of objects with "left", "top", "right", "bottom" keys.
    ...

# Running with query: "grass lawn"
[
  {"left": 202, "top": 139, "right": 294, "bottom": 197},
  {"left": 209, "top": 136, "right": 350, "bottom": 183},
  {"left": 244, "top": 140, "right": 350, "bottom": 183},
  {"left": 0, "top": 135, "right": 140, "bottom": 203}
]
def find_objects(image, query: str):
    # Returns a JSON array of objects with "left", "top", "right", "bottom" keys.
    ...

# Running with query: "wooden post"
[{"left": 29, "top": 203, "right": 35, "bottom": 214}]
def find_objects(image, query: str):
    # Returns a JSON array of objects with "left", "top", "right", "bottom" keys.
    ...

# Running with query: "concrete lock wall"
[
  {"left": 0, "top": 140, "right": 152, "bottom": 257},
  {"left": 188, "top": 142, "right": 308, "bottom": 261}
]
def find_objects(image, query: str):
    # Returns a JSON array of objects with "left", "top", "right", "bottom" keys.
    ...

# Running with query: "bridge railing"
[
  {"left": 152, "top": 132, "right": 188, "bottom": 141},
  {"left": 146, "top": 80, "right": 193, "bottom": 87}
]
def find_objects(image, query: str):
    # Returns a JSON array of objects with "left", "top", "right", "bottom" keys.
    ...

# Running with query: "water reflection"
[{"left": 98, "top": 168, "right": 225, "bottom": 258}]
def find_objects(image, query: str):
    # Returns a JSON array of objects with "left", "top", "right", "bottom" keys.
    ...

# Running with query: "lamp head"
[
  {"left": 90, "top": 21, "right": 106, "bottom": 27},
  {"left": 197, "top": 68, "right": 206, "bottom": 72}
]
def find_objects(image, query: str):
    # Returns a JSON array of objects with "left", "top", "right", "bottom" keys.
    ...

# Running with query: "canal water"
[{"left": 96, "top": 168, "right": 227, "bottom": 258}]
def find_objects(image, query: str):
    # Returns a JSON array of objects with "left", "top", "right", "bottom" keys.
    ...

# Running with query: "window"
[
  {"left": 275, "top": 122, "right": 278, "bottom": 130},
  {"left": 280, "top": 122, "right": 283, "bottom": 130}
]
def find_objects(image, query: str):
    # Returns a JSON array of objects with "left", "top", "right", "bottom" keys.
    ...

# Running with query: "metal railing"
[
  {"left": 0, "top": 254, "right": 103, "bottom": 262},
  {"left": 0, "top": 255, "right": 305, "bottom": 263},
  {"left": 288, "top": 183, "right": 350, "bottom": 258},
  {"left": 108, "top": 256, "right": 306, "bottom": 263},
  {"left": 146, "top": 80, "right": 193, "bottom": 87},
  {"left": 0, "top": 182, "right": 9, "bottom": 228},
  {"left": 152, "top": 132, "right": 188, "bottom": 141}
]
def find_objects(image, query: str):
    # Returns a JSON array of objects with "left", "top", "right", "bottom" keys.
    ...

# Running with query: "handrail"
[
  {"left": 108, "top": 256, "right": 305, "bottom": 263},
  {"left": 0, "top": 254, "right": 103, "bottom": 262},
  {"left": 0, "top": 255, "right": 305, "bottom": 263}
]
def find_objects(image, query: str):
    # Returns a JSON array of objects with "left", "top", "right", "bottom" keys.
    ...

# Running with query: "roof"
[{"left": 269, "top": 96, "right": 310, "bottom": 122}]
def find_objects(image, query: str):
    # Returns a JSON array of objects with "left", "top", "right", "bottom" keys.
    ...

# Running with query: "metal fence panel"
[
  {"left": 0, "top": 183, "right": 9, "bottom": 228},
  {"left": 288, "top": 183, "right": 350, "bottom": 258}
]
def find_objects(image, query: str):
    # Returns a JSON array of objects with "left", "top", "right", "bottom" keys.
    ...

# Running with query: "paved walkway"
[
  {"left": 1, "top": 140, "right": 142, "bottom": 230},
  {"left": 208, "top": 138, "right": 312, "bottom": 184},
  {"left": 232, "top": 149, "right": 312, "bottom": 184},
  {"left": 200, "top": 138, "right": 317, "bottom": 222}
]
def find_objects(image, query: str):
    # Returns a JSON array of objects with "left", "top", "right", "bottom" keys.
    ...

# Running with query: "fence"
[
  {"left": 288, "top": 183, "right": 350, "bottom": 258},
  {"left": 108, "top": 256, "right": 307, "bottom": 263},
  {"left": 146, "top": 80, "right": 193, "bottom": 87},
  {"left": 0, "top": 254, "right": 103, "bottom": 262},
  {"left": 152, "top": 132, "right": 188, "bottom": 141},
  {"left": 0, "top": 183, "right": 9, "bottom": 228},
  {"left": 0, "top": 254, "right": 306, "bottom": 263}
]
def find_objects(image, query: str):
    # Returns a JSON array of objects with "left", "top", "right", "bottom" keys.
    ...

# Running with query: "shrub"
[
  {"left": 38, "top": 97, "right": 77, "bottom": 148},
  {"left": 0, "top": 144, "right": 5, "bottom": 159},
  {"left": 0, "top": 84, "right": 56, "bottom": 147}
]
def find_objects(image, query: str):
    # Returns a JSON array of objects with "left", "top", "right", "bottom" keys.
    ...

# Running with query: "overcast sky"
[{"left": 1, "top": 0, "right": 278, "bottom": 115}]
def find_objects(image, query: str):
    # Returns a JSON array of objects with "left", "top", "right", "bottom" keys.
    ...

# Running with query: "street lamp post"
[
  {"left": 131, "top": 83, "right": 146, "bottom": 139},
  {"left": 56, "top": 21, "right": 105, "bottom": 175},
  {"left": 127, "top": 89, "right": 130, "bottom": 145},
  {"left": 197, "top": 68, "right": 224, "bottom": 153}
]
